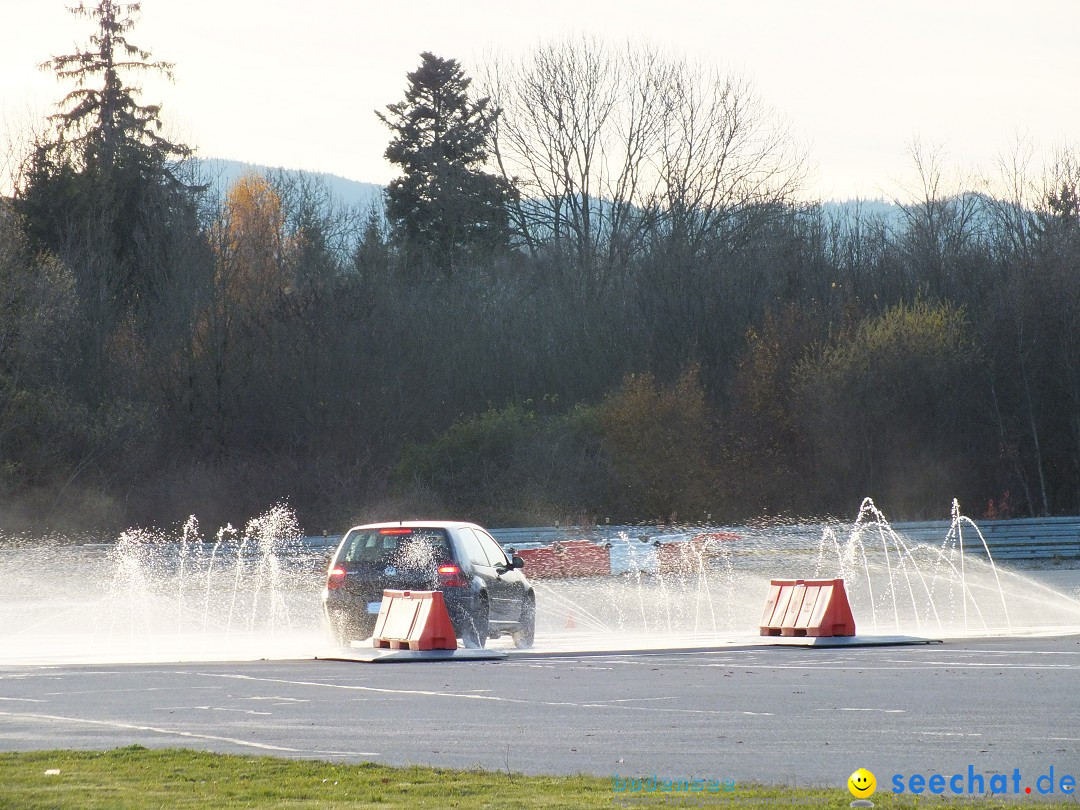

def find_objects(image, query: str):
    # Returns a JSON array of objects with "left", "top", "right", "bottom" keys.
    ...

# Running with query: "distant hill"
[
  {"left": 196, "top": 158, "right": 385, "bottom": 212},
  {"left": 819, "top": 198, "right": 905, "bottom": 227},
  {"left": 195, "top": 159, "right": 910, "bottom": 228}
]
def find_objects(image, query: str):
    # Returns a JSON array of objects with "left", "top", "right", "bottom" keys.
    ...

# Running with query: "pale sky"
[{"left": 2, "top": 0, "right": 1078, "bottom": 201}]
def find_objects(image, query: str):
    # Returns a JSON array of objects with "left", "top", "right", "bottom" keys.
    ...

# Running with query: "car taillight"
[
  {"left": 437, "top": 562, "right": 467, "bottom": 587},
  {"left": 327, "top": 566, "right": 347, "bottom": 589}
]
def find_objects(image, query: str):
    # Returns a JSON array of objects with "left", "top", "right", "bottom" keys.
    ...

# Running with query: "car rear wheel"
[
  {"left": 328, "top": 611, "right": 375, "bottom": 646},
  {"left": 512, "top": 594, "right": 535, "bottom": 649},
  {"left": 459, "top": 595, "right": 489, "bottom": 649}
]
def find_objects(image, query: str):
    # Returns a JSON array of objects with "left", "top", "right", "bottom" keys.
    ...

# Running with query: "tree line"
[{"left": 2, "top": 3, "right": 1079, "bottom": 532}]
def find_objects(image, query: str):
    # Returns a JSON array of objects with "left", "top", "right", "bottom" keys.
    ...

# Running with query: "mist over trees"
[{"left": 2, "top": 7, "right": 1080, "bottom": 532}]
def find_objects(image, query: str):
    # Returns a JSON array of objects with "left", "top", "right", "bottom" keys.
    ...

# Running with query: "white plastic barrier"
[{"left": 608, "top": 538, "right": 659, "bottom": 574}]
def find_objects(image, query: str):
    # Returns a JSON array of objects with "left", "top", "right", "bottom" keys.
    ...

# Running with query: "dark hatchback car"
[{"left": 321, "top": 521, "right": 535, "bottom": 649}]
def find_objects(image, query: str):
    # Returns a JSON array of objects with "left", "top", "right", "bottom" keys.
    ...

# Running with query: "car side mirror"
[{"left": 511, "top": 555, "right": 525, "bottom": 570}]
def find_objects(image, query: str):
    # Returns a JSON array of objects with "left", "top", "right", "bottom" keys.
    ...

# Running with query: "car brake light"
[
  {"left": 327, "top": 566, "right": 347, "bottom": 589},
  {"left": 379, "top": 527, "right": 413, "bottom": 535},
  {"left": 437, "top": 562, "right": 467, "bottom": 587}
]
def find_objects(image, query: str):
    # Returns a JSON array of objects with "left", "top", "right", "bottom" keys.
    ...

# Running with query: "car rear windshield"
[{"left": 339, "top": 528, "right": 452, "bottom": 565}]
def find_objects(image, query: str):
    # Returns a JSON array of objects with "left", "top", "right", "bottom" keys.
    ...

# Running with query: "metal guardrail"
[
  {"left": 491, "top": 518, "right": 1080, "bottom": 562},
  {"left": 889, "top": 517, "right": 1080, "bottom": 560},
  {"left": 306, "top": 517, "right": 1080, "bottom": 562},
  {"left": 489, "top": 526, "right": 598, "bottom": 546}
]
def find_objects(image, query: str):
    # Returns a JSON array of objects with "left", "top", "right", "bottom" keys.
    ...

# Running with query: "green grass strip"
[{"left": 0, "top": 747, "right": 1071, "bottom": 809}]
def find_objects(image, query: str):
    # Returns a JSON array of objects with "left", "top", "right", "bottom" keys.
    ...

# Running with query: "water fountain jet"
[{"left": 1, "top": 500, "right": 1078, "bottom": 663}]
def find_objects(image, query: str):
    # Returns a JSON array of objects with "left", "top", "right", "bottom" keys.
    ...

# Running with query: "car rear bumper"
[{"left": 322, "top": 586, "right": 475, "bottom": 622}]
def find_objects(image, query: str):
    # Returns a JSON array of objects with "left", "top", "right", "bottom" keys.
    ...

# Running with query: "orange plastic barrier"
[
  {"left": 372, "top": 589, "right": 458, "bottom": 650},
  {"left": 759, "top": 578, "right": 856, "bottom": 637}
]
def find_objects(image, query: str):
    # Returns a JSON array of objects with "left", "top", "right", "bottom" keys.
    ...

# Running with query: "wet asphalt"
[{"left": 1, "top": 634, "right": 1078, "bottom": 791}]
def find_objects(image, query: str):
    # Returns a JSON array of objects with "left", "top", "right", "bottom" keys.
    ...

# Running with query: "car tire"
[
  {"left": 357, "top": 616, "right": 377, "bottom": 642},
  {"left": 460, "top": 595, "right": 489, "bottom": 649},
  {"left": 328, "top": 612, "right": 375, "bottom": 646},
  {"left": 512, "top": 594, "right": 535, "bottom": 649}
]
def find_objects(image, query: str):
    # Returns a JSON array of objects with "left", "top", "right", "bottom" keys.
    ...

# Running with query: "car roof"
[{"left": 344, "top": 520, "right": 483, "bottom": 533}]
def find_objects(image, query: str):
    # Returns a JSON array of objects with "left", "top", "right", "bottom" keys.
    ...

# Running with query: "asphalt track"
[{"left": 2, "top": 634, "right": 1079, "bottom": 790}]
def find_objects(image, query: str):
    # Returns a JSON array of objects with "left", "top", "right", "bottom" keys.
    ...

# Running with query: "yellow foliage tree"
[
  {"left": 792, "top": 299, "right": 987, "bottom": 516},
  {"left": 597, "top": 365, "right": 716, "bottom": 521},
  {"left": 216, "top": 172, "right": 289, "bottom": 307},
  {"left": 192, "top": 173, "right": 292, "bottom": 453}
]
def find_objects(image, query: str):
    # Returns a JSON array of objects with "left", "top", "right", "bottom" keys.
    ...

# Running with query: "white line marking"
[
  {"left": 44, "top": 686, "right": 223, "bottom": 697},
  {"left": 918, "top": 661, "right": 1074, "bottom": 668},
  {"left": 189, "top": 672, "right": 513, "bottom": 703},
  {"left": 156, "top": 706, "right": 273, "bottom": 716},
  {"left": 0, "top": 710, "right": 378, "bottom": 756},
  {"left": 181, "top": 673, "right": 768, "bottom": 718},
  {"left": 935, "top": 648, "right": 1080, "bottom": 656},
  {"left": 0, "top": 697, "right": 45, "bottom": 703},
  {"left": 610, "top": 660, "right": 1077, "bottom": 672}
]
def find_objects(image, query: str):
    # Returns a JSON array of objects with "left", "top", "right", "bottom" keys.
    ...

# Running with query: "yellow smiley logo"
[{"left": 848, "top": 768, "right": 876, "bottom": 798}]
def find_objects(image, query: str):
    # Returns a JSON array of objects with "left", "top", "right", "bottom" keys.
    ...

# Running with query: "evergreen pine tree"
[
  {"left": 44, "top": 1, "right": 190, "bottom": 175},
  {"left": 352, "top": 207, "right": 391, "bottom": 284},
  {"left": 16, "top": 1, "right": 198, "bottom": 333},
  {"left": 378, "top": 52, "right": 515, "bottom": 279}
]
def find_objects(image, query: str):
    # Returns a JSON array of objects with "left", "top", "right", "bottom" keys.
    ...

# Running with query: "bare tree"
[
  {"left": 893, "top": 139, "right": 986, "bottom": 300},
  {"left": 484, "top": 37, "right": 638, "bottom": 276},
  {"left": 985, "top": 137, "right": 1039, "bottom": 261},
  {"left": 482, "top": 39, "right": 805, "bottom": 281},
  {"left": 655, "top": 67, "right": 804, "bottom": 255}
]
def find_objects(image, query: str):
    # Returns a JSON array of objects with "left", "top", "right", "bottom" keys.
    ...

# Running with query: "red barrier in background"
[
  {"left": 513, "top": 534, "right": 740, "bottom": 578},
  {"left": 690, "top": 531, "right": 740, "bottom": 545},
  {"left": 514, "top": 546, "right": 561, "bottom": 578},
  {"left": 657, "top": 532, "right": 741, "bottom": 573},
  {"left": 372, "top": 589, "right": 458, "bottom": 650},
  {"left": 657, "top": 541, "right": 693, "bottom": 573},
  {"left": 556, "top": 540, "right": 611, "bottom": 577},
  {"left": 759, "top": 578, "right": 856, "bottom": 637},
  {"left": 513, "top": 540, "right": 610, "bottom": 578}
]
